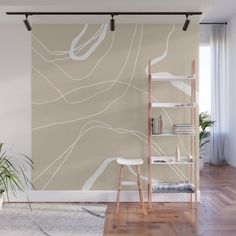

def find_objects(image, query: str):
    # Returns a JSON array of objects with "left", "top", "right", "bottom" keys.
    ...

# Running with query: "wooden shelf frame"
[{"left": 147, "top": 60, "right": 198, "bottom": 208}]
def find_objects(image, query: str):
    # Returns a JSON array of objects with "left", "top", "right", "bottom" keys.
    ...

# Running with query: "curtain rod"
[
  {"left": 200, "top": 22, "right": 227, "bottom": 25},
  {"left": 6, "top": 11, "right": 202, "bottom": 16}
]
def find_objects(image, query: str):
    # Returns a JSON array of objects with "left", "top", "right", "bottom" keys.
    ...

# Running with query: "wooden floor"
[{"left": 104, "top": 164, "right": 236, "bottom": 236}]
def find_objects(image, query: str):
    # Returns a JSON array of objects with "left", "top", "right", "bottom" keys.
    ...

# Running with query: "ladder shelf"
[{"left": 147, "top": 60, "right": 198, "bottom": 207}]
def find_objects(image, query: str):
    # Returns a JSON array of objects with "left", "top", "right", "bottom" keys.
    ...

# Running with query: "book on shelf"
[
  {"left": 172, "top": 124, "right": 195, "bottom": 134},
  {"left": 151, "top": 118, "right": 157, "bottom": 134},
  {"left": 152, "top": 116, "right": 163, "bottom": 134}
]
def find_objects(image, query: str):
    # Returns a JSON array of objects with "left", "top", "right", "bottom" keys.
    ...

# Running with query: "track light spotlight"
[
  {"left": 23, "top": 15, "right": 32, "bottom": 31},
  {"left": 110, "top": 15, "right": 115, "bottom": 31},
  {"left": 182, "top": 14, "right": 190, "bottom": 31}
]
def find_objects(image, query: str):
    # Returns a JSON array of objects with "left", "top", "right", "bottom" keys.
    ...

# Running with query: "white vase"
[
  {"left": 200, "top": 158, "right": 204, "bottom": 171},
  {"left": 175, "top": 146, "right": 180, "bottom": 162},
  {"left": 0, "top": 194, "right": 3, "bottom": 210}
]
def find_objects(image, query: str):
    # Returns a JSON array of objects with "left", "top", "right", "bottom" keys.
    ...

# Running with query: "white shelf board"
[
  {"left": 152, "top": 161, "right": 193, "bottom": 165},
  {"left": 151, "top": 74, "right": 195, "bottom": 81},
  {"left": 152, "top": 132, "right": 195, "bottom": 137},
  {"left": 151, "top": 156, "right": 193, "bottom": 165},
  {"left": 151, "top": 103, "right": 195, "bottom": 108}
]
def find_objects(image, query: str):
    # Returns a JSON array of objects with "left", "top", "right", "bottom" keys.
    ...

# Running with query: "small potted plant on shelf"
[
  {"left": 0, "top": 142, "right": 33, "bottom": 209},
  {"left": 199, "top": 112, "right": 215, "bottom": 170}
]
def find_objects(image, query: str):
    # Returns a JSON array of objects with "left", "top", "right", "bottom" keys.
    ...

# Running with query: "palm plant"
[
  {"left": 0, "top": 142, "right": 34, "bottom": 200},
  {"left": 199, "top": 112, "right": 215, "bottom": 158}
]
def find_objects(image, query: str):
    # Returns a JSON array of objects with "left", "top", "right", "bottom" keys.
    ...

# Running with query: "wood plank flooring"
[{"left": 104, "top": 164, "right": 236, "bottom": 236}]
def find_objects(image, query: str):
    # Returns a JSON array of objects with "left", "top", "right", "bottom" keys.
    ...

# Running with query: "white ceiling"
[
  {"left": 201, "top": 0, "right": 236, "bottom": 22},
  {"left": 0, "top": 0, "right": 235, "bottom": 24}
]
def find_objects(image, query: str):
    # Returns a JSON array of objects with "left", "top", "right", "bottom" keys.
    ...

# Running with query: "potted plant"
[
  {"left": 0, "top": 142, "right": 33, "bottom": 209},
  {"left": 199, "top": 112, "right": 215, "bottom": 170}
]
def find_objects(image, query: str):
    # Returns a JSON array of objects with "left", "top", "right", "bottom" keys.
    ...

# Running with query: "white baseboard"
[{"left": 6, "top": 190, "right": 200, "bottom": 203}]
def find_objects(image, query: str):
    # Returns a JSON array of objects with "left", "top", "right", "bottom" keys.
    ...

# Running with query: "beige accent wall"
[{"left": 32, "top": 24, "right": 199, "bottom": 190}]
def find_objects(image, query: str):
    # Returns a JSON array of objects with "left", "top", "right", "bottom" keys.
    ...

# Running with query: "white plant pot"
[
  {"left": 0, "top": 194, "right": 3, "bottom": 210},
  {"left": 200, "top": 158, "right": 204, "bottom": 171}
]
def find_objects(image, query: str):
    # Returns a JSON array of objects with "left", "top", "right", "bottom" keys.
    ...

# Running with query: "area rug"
[{"left": 0, "top": 203, "right": 106, "bottom": 236}]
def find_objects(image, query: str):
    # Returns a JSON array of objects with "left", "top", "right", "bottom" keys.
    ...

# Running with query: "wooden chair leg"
[
  {"left": 116, "top": 165, "right": 125, "bottom": 214},
  {"left": 136, "top": 165, "right": 145, "bottom": 214}
]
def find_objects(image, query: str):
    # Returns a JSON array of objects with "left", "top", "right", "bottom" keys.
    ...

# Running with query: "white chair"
[{"left": 116, "top": 158, "right": 145, "bottom": 214}]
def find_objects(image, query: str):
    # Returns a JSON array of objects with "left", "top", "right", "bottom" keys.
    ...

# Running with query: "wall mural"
[{"left": 32, "top": 24, "right": 199, "bottom": 190}]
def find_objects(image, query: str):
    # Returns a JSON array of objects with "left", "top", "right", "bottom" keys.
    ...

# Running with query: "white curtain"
[{"left": 210, "top": 24, "right": 228, "bottom": 165}]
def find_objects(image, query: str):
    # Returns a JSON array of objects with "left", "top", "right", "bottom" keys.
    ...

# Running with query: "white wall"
[
  {"left": 227, "top": 14, "right": 236, "bottom": 167},
  {"left": 0, "top": 24, "right": 31, "bottom": 158}
]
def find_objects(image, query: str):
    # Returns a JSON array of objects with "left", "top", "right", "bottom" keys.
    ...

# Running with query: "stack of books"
[{"left": 172, "top": 124, "right": 195, "bottom": 135}]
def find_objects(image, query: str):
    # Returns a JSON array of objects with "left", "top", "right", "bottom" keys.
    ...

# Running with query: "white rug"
[{"left": 0, "top": 203, "right": 106, "bottom": 236}]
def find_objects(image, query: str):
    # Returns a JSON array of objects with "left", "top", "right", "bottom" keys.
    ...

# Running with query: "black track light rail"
[
  {"left": 6, "top": 11, "right": 202, "bottom": 16},
  {"left": 7, "top": 11, "right": 202, "bottom": 32}
]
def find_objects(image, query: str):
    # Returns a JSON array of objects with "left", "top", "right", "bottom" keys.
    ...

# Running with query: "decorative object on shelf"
[
  {"left": 151, "top": 117, "right": 158, "bottom": 134},
  {"left": 152, "top": 181, "right": 195, "bottom": 193},
  {"left": 157, "top": 115, "right": 163, "bottom": 134},
  {"left": 0, "top": 143, "right": 34, "bottom": 209},
  {"left": 199, "top": 112, "right": 215, "bottom": 170},
  {"left": 187, "top": 153, "right": 193, "bottom": 162},
  {"left": 175, "top": 146, "right": 180, "bottom": 162}
]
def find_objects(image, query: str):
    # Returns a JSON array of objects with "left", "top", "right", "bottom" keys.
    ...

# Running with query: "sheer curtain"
[{"left": 210, "top": 24, "right": 228, "bottom": 165}]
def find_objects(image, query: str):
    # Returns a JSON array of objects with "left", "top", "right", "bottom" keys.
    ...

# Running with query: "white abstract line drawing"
[
  {"left": 144, "top": 24, "right": 197, "bottom": 99},
  {"left": 33, "top": 121, "right": 163, "bottom": 183},
  {"left": 32, "top": 24, "right": 88, "bottom": 57},
  {"left": 32, "top": 25, "right": 141, "bottom": 131},
  {"left": 32, "top": 24, "right": 192, "bottom": 190},
  {"left": 40, "top": 122, "right": 163, "bottom": 189},
  {"left": 69, "top": 25, "right": 104, "bottom": 57},
  {"left": 36, "top": 25, "right": 191, "bottom": 188},
  {"left": 70, "top": 24, "right": 108, "bottom": 61},
  {"left": 32, "top": 24, "right": 107, "bottom": 61},
  {"left": 33, "top": 33, "right": 69, "bottom": 56},
  {"left": 32, "top": 26, "right": 114, "bottom": 82},
  {"left": 32, "top": 80, "right": 150, "bottom": 105},
  {"left": 33, "top": 71, "right": 188, "bottom": 155},
  {"left": 33, "top": 66, "right": 65, "bottom": 98},
  {"left": 145, "top": 24, "right": 176, "bottom": 75},
  {"left": 81, "top": 157, "right": 158, "bottom": 191},
  {"left": 32, "top": 25, "right": 137, "bottom": 105},
  {"left": 35, "top": 120, "right": 187, "bottom": 190},
  {"left": 82, "top": 156, "right": 188, "bottom": 191},
  {"left": 81, "top": 157, "right": 117, "bottom": 190},
  {"left": 155, "top": 72, "right": 193, "bottom": 97},
  {"left": 37, "top": 25, "right": 145, "bottom": 188}
]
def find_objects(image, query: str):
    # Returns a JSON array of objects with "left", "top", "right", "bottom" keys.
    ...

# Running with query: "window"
[{"left": 199, "top": 45, "right": 211, "bottom": 113}]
